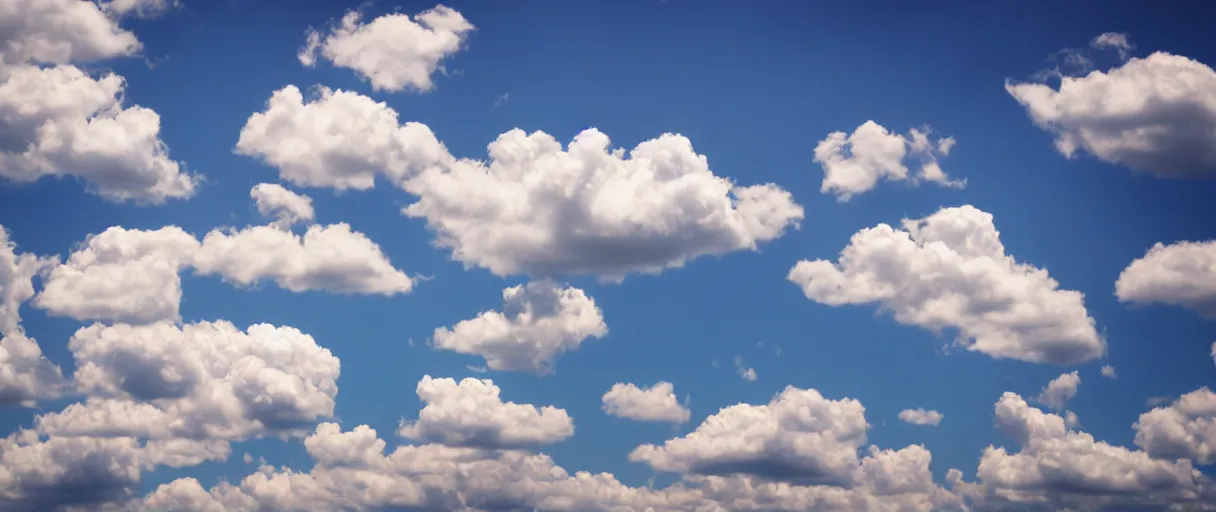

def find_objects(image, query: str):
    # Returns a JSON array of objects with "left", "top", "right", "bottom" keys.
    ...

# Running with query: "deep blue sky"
[{"left": 2, "top": 0, "right": 1215, "bottom": 502}]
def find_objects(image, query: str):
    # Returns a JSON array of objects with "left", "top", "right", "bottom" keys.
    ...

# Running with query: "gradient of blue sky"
[{"left": 1, "top": 0, "right": 1215, "bottom": 511}]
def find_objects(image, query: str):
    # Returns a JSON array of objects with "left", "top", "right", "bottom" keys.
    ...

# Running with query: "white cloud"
[
  {"left": 602, "top": 382, "right": 690, "bottom": 423},
  {"left": 403, "top": 127, "right": 805, "bottom": 281},
  {"left": 0, "top": 225, "right": 55, "bottom": 333},
  {"left": 956, "top": 392, "right": 1214, "bottom": 510},
  {"left": 1007, "top": 51, "right": 1216, "bottom": 177},
  {"left": 433, "top": 281, "right": 607, "bottom": 374},
  {"left": 34, "top": 226, "right": 199, "bottom": 324},
  {"left": 0, "top": 331, "right": 64, "bottom": 407},
  {"left": 788, "top": 205, "right": 1104, "bottom": 365},
  {"left": 193, "top": 223, "right": 414, "bottom": 296},
  {"left": 1036, "top": 371, "right": 1080, "bottom": 411},
  {"left": 734, "top": 355, "right": 757, "bottom": 381},
  {"left": 299, "top": 5, "right": 474, "bottom": 93},
  {"left": 250, "top": 183, "right": 314, "bottom": 228},
  {"left": 1100, "top": 364, "right": 1117, "bottom": 379},
  {"left": 1090, "top": 32, "right": 1134, "bottom": 60},
  {"left": 1115, "top": 239, "right": 1216, "bottom": 318},
  {"left": 235, "top": 85, "right": 452, "bottom": 191},
  {"left": 1134, "top": 387, "right": 1216, "bottom": 465},
  {"left": 814, "top": 120, "right": 963, "bottom": 201},
  {"left": 397, "top": 375, "right": 574, "bottom": 449},
  {"left": 898, "top": 409, "right": 942, "bottom": 427},
  {"left": 629, "top": 386, "right": 869, "bottom": 486},
  {"left": 0, "top": 0, "right": 140, "bottom": 65}
]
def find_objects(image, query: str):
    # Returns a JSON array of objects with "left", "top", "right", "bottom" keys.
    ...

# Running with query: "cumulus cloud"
[
  {"left": 299, "top": 5, "right": 474, "bottom": 93},
  {"left": 402, "top": 127, "right": 805, "bottom": 281},
  {"left": 397, "top": 375, "right": 574, "bottom": 449},
  {"left": 1100, "top": 365, "right": 1117, "bottom": 379},
  {"left": 0, "top": 225, "right": 55, "bottom": 333},
  {"left": 193, "top": 223, "right": 414, "bottom": 296},
  {"left": 1115, "top": 239, "right": 1216, "bottom": 318},
  {"left": 814, "top": 120, "right": 963, "bottom": 201},
  {"left": 1134, "top": 387, "right": 1216, "bottom": 465},
  {"left": 630, "top": 386, "right": 869, "bottom": 486},
  {"left": 34, "top": 226, "right": 199, "bottom": 324},
  {"left": 0, "top": 0, "right": 141, "bottom": 65},
  {"left": 788, "top": 205, "right": 1104, "bottom": 365},
  {"left": 1007, "top": 50, "right": 1216, "bottom": 177},
  {"left": 250, "top": 183, "right": 314, "bottom": 228},
  {"left": 956, "top": 392, "right": 1214, "bottom": 510},
  {"left": 432, "top": 281, "right": 607, "bottom": 374},
  {"left": 898, "top": 409, "right": 942, "bottom": 427},
  {"left": 602, "top": 382, "right": 690, "bottom": 423},
  {"left": 1036, "top": 371, "right": 1080, "bottom": 411},
  {"left": 0, "top": 331, "right": 64, "bottom": 407},
  {"left": 235, "top": 85, "right": 452, "bottom": 191}
]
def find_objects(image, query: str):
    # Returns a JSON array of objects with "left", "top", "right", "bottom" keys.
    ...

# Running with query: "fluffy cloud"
[
  {"left": 788, "top": 205, "right": 1104, "bottom": 365},
  {"left": 1007, "top": 51, "right": 1216, "bottom": 177},
  {"left": 814, "top": 120, "right": 963, "bottom": 201},
  {"left": 0, "top": 225, "right": 54, "bottom": 333},
  {"left": 602, "top": 382, "right": 690, "bottom": 423},
  {"left": 957, "top": 392, "right": 1214, "bottom": 510},
  {"left": 898, "top": 409, "right": 942, "bottom": 427},
  {"left": 0, "top": 331, "right": 64, "bottom": 407},
  {"left": 0, "top": 0, "right": 140, "bottom": 65},
  {"left": 1134, "top": 387, "right": 1216, "bottom": 465},
  {"left": 1100, "top": 365, "right": 1117, "bottom": 379},
  {"left": 398, "top": 376, "right": 573, "bottom": 449},
  {"left": 1036, "top": 371, "right": 1080, "bottom": 411},
  {"left": 250, "top": 183, "right": 314, "bottom": 228},
  {"left": 1115, "top": 239, "right": 1216, "bottom": 318},
  {"left": 193, "top": 223, "right": 414, "bottom": 296},
  {"left": 1090, "top": 32, "right": 1133, "bottom": 60},
  {"left": 431, "top": 281, "right": 607, "bottom": 374},
  {"left": 34, "top": 226, "right": 199, "bottom": 324},
  {"left": 629, "top": 386, "right": 869, "bottom": 486},
  {"left": 403, "top": 128, "right": 805, "bottom": 281},
  {"left": 235, "top": 85, "right": 452, "bottom": 190},
  {"left": 299, "top": 5, "right": 474, "bottom": 93}
]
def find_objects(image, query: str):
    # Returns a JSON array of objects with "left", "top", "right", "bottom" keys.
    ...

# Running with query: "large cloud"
[
  {"left": 1006, "top": 50, "right": 1216, "bottom": 177},
  {"left": 1134, "top": 387, "right": 1216, "bottom": 465},
  {"left": 788, "top": 205, "right": 1104, "bottom": 365},
  {"left": 431, "top": 280, "right": 607, "bottom": 374},
  {"left": 298, "top": 5, "right": 474, "bottom": 93},
  {"left": 602, "top": 381, "right": 690, "bottom": 423},
  {"left": 0, "top": 0, "right": 140, "bottom": 65},
  {"left": 814, "top": 121, "right": 963, "bottom": 201},
  {"left": 403, "top": 127, "right": 805, "bottom": 281},
  {"left": 397, "top": 375, "right": 574, "bottom": 449},
  {"left": 956, "top": 392, "right": 1214, "bottom": 510},
  {"left": 1115, "top": 239, "right": 1216, "bottom": 318}
]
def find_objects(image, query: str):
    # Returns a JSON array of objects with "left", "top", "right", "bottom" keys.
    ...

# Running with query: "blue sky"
[{"left": 2, "top": 0, "right": 1216, "bottom": 510}]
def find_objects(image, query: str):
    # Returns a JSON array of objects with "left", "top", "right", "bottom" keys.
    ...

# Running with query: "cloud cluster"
[
  {"left": 788, "top": 205, "right": 1104, "bottom": 365},
  {"left": 814, "top": 120, "right": 963, "bottom": 201},
  {"left": 1007, "top": 51, "right": 1216, "bottom": 177},
  {"left": 0, "top": 0, "right": 199, "bottom": 202},
  {"left": 1116, "top": 239, "right": 1216, "bottom": 318},
  {"left": 433, "top": 280, "right": 607, "bottom": 374},
  {"left": 602, "top": 381, "right": 690, "bottom": 423},
  {"left": 299, "top": 5, "right": 474, "bottom": 93}
]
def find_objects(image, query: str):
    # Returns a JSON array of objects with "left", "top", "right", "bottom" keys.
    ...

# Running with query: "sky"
[{"left": 1, "top": 0, "right": 1215, "bottom": 510}]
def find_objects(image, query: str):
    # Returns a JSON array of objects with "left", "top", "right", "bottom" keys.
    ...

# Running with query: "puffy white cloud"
[
  {"left": 1134, "top": 387, "right": 1216, "bottom": 465},
  {"left": 299, "top": 5, "right": 474, "bottom": 93},
  {"left": 404, "top": 128, "right": 805, "bottom": 281},
  {"left": 249, "top": 183, "right": 314, "bottom": 228},
  {"left": 235, "top": 85, "right": 452, "bottom": 191},
  {"left": 431, "top": 281, "right": 607, "bottom": 374},
  {"left": 788, "top": 205, "right": 1104, "bottom": 365},
  {"left": 959, "top": 392, "right": 1214, "bottom": 510},
  {"left": 602, "top": 382, "right": 690, "bottom": 423},
  {"left": 1100, "top": 364, "right": 1117, "bottom": 379},
  {"left": 1036, "top": 371, "right": 1080, "bottom": 411},
  {"left": 34, "top": 226, "right": 199, "bottom": 324},
  {"left": 629, "top": 386, "right": 869, "bottom": 486},
  {"left": 814, "top": 121, "right": 963, "bottom": 201},
  {"left": 0, "top": 331, "right": 64, "bottom": 407},
  {"left": 0, "top": 0, "right": 140, "bottom": 65},
  {"left": 1115, "top": 239, "right": 1216, "bottom": 318},
  {"left": 1007, "top": 51, "right": 1216, "bottom": 177},
  {"left": 898, "top": 409, "right": 942, "bottom": 427},
  {"left": 397, "top": 375, "right": 574, "bottom": 449},
  {"left": 1090, "top": 32, "right": 1133, "bottom": 60},
  {"left": 0, "top": 431, "right": 144, "bottom": 510},
  {"left": 193, "top": 223, "right": 413, "bottom": 296},
  {"left": 0, "top": 225, "right": 54, "bottom": 333}
]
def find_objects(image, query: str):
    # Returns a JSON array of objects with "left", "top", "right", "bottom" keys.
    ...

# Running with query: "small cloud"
[
  {"left": 242, "top": 453, "right": 253, "bottom": 464},
  {"left": 1064, "top": 410, "right": 1081, "bottom": 428},
  {"left": 733, "top": 355, "right": 757, "bottom": 381},
  {"left": 898, "top": 408, "right": 943, "bottom": 426},
  {"left": 710, "top": 358, "right": 720, "bottom": 368},
  {"left": 492, "top": 91, "right": 510, "bottom": 109},
  {"left": 1146, "top": 395, "right": 1173, "bottom": 407},
  {"left": 466, "top": 365, "right": 488, "bottom": 373},
  {"left": 1090, "top": 32, "right": 1134, "bottom": 60},
  {"left": 1100, "top": 365, "right": 1117, "bottom": 379}
]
